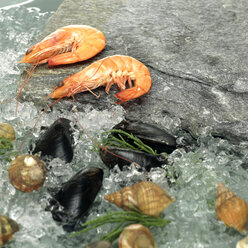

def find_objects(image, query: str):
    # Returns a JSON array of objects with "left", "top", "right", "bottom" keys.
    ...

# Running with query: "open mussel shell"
[
  {"left": 0, "top": 123, "right": 15, "bottom": 141},
  {"left": 32, "top": 118, "right": 74, "bottom": 163},
  {"left": 83, "top": 240, "right": 113, "bottom": 248},
  {"left": 215, "top": 182, "right": 248, "bottom": 233},
  {"left": 47, "top": 167, "right": 103, "bottom": 226},
  {"left": 113, "top": 119, "right": 177, "bottom": 154},
  {"left": 119, "top": 224, "right": 156, "bottom": 248},
  {"left": 104, "top": 181, "right": 174, "bottom": 217},
  {"left": 236, "top": 236, "right": 248, "bottom": 248},
  {"left": 0, "top": 215, "right": 19, "bottom": 246},
  {"left": 100, "top": 146, "right": 167, "bottom": 171},
  {"left": 8, "top": 154, "right": 46, "bottom": 193}
]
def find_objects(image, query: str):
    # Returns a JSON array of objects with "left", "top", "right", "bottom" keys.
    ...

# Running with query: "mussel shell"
[
  {"left": 0, "top": 215, "right": 19, "bottom": 246},
  {"left": 32, "top": 118, "right": 74, "bottom": 163},
  {"left": 47, "top": 167, "right": 103, "bottom": 225},
  {"left": 113, "top": 119, "right": 177, "bottom": 154},
  {"left": 100, "top": 146, "right": 167, "bottom": 171}
]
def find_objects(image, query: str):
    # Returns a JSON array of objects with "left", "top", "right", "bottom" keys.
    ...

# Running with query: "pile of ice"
[{"left": 0, "top": 5, "right": 248, "bottom": 248}]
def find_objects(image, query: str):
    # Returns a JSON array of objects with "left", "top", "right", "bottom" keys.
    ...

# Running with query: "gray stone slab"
[{"left": 18, "top": 0, "right": 248, "bottom": 144}]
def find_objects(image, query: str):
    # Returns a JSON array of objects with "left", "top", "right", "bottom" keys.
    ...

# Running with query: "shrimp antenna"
[
  {"left": 17, "top": 97, "right": 63, "bottom": 155},
  {"left": 0, "top": 96, "right": 17, "bottom": 104},
  {"left": 15, "top": 61, "right": 40, "bottom": 116},
  {"left": 0, "top": 61, "right": 39, "bottom": 115},
  {"left": 71, "top": 95, "right": 134, "bottom": 165}
]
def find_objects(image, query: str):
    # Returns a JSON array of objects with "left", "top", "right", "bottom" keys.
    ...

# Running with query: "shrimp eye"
[
  {"left": 25, "top": 48, "right": 33, "bottom": 56},
  {"left": 57, "top": 81, "right": 64, "bottom": 88}
]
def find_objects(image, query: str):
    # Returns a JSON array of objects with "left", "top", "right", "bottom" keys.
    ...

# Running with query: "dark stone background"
[{"left": 19, "top": 0, "right": 248, "bottom": 144}]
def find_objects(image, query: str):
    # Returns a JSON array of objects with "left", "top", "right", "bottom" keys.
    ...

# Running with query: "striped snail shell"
[
  {"left": 104, "top": 181, "right": 174, "bottom": 217},
  {"left": 0, "top": 215, "right": 19, "bottom": 246},
  {"left": 119, "top": 224, "right": 156, "bottom": 248},
  {"left": 215, "top": 182, "right": 248, "bottom": 233},
  {"left": 8, "top": 154, "right": 46, "bottom": 193},
  {"left": 236, "top": 235, "right": 248, "bottom": 248}
]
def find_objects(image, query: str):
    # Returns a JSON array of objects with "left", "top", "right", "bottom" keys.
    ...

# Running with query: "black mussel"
[
  {"left": 47, "top": 167, "right": 103, "bottom": 226},
  {"left": 32, "top": 118, "right": 74, "bottom": 163},
  {"left": 100, "top": 146, "right": 167, "bottom": 171},
  {"left": 113, "top": 119, "right": 177, "bottom": 154}
]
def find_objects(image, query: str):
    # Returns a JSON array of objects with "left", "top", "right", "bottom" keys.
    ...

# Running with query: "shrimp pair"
[
  {"left": 17, "top": 25, "right": 152, "bottom": 157},
  {"left": 20, "top": 25, "right": 152, "bottom": 103}
]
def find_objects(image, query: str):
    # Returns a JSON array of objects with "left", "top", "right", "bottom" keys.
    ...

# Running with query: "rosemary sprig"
[
  {"left": 0, "top": 137, "right": 13, "bottom": 153},
  {"left": 101, "top": 129, "right": 158, "bottom": 155},
  {"left": 0, "top": 137, "right": 16, "bottom": 162},
  {"left": 71, "top": 208, "right": 170, "bottom": 242}
]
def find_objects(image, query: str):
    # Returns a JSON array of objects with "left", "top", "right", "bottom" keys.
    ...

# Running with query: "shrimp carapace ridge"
[
  {"left": 49, "top": 55, "right": 152, "bottom": 104},
  {"left": 19, "top": 25, "right": 106, "bottom": 66}
]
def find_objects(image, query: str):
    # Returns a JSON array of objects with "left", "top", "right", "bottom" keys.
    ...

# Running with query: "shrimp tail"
[
  {"left": 115, "top": 86, "right": 147, "bottom": 104},
  {"left": 115, "top": 73, "right": 152, "bottom": 104}
]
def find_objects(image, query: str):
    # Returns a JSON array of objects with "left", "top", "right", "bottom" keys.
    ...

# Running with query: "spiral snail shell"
[
  {"left": 0, "top": 215, "right": 19, "bottom": 246},
  {"left": 104, "top": 181, "right": 174, "bottom": 217},
  {"left": 215, "top": 182, "right": 248, "bottom": 233},
  {"left": 119, "top": 224, "right": 156, "bottom": 248},
  {"left": 8, "top": 154, "right": 46, "bottom": 193}
]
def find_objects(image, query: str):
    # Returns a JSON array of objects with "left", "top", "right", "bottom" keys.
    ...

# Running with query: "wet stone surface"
[{"left": 18, "top": 0, "right": 248, "bottom": 144}]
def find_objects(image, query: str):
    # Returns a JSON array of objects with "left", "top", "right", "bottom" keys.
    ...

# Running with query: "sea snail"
[{"left": 104, "top": 181, "right": 174, "bottom": 217}]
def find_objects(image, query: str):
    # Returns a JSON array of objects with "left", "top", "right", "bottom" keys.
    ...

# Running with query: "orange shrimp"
[
  {"left": 48, "top": 55, "right": 152, "bottom": 104},
  {"left": 19, "top": 25, "right": 106, "bottom": 65}
]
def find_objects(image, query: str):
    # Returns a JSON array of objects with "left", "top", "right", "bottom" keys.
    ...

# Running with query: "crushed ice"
[{"left": 0, "top": 5, "right": 248, "bottom": 248}]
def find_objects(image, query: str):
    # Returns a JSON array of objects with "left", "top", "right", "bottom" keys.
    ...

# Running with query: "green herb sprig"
[
  {"left": 71, "top": 208, "right": 170, "bottom": 242},
  {"left": 101, "top": 129, "right": 158, "bottom": 155},
  {"left": 0, "top": 137, "right": 16, "bottom": 162}
]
